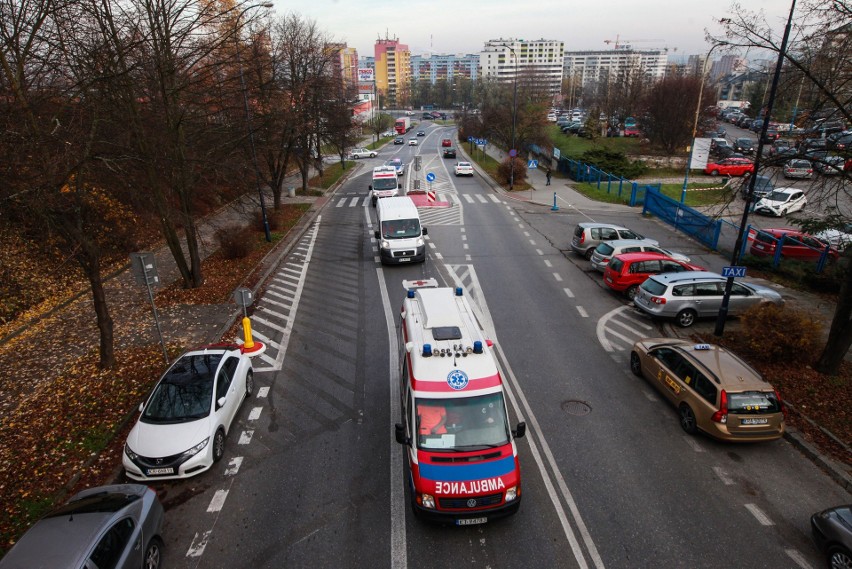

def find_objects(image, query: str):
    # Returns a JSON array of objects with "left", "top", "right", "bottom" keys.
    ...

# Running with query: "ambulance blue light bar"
[
  {"left": 423, "top": 344, "right": 433, "bottom": 357},
  {"left": 473, "top": 341, "right": 482, "bottom": 354},
  {"left": 455, "top": 287, "right": 463, "bottom": 296}
]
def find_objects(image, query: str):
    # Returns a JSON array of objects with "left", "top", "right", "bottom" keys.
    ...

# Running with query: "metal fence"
[{"left": 642, "top": 187, "right": 723, "bottom": 250}]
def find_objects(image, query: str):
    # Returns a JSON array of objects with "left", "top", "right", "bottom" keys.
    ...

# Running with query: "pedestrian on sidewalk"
[{"left": 545, "top": 168, "right": 552, "bottom": 186}]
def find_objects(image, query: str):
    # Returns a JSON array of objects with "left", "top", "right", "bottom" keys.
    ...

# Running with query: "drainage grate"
[{"left": 561, "top": 400, "right": 591, "bottom": 416}]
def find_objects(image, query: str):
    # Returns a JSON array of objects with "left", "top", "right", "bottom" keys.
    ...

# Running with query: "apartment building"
[{"left": 479, "top": 38, "right": 565, "bottom": 96}]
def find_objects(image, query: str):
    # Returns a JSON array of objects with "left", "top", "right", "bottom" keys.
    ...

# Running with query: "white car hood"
[
  {"left": 127, "top": 416, "right": 212, "bottom": 458},
  {"left": 755, "top": 198, "right": 788, "bottom": 212}
]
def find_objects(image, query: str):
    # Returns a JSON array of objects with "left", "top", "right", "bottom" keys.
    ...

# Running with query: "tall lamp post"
[
  {"left": 680, "top": 40, "right": 727, "bottom": 203},
  {"left": 235, "top": 2, "right": 274, "bottom": 242},
  {"left": 498, "top": 43, "right": 519, "bottom": 191}
]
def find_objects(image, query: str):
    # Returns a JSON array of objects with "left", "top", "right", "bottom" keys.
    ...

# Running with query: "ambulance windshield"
[
  {"left": 372, "top": 176, "right": 398, "bottom": 191},
  {"left": 415, "top": 393, "right": 510, "bottom": 451}
]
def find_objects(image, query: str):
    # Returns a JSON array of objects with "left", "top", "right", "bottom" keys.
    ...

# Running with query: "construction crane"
[{"left": 604, "top": 36, "right": 665, "bottom": 49}]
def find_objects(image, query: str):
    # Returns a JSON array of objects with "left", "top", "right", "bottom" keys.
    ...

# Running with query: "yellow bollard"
[{"left": 242, "top": 317, "right": 255, "bottom": 350}]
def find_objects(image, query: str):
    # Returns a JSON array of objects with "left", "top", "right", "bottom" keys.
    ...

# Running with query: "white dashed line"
[
  {"left": 461, "top": 235, "right": 467, "bottom": 241},
  {"left": 463, "top": 243, "right": 469, "bottom": 250},
  {"left": 518, "top": 223, "right": 524, "bottom": 228},
  {"left": 553, "top": 273, "right": 563, "bottom": 282},
  {"left": 207, "top": 490, "right": 229, "bottom": 512},
  {"left": 435, "top": 252, "right": 443, "bottom": 260},
  {"left": 536, "top": 249, "right": 543, "bottom": 255},
  {"left": 523, "top": 231, "right": 530, "bottom": 237},
  {"left": 428, "top": 242, "right": 436, "bottom": 249},
  {"left": 682, "top": 436, "right": 705, "bottom": 453},
  {"left": 186, "top": 530, "right": 212, "bottom": 558},
  {"left": 642, "top": 391, "right": 658, "bottom": 401},
  {"left": 529, "top": 240, "right": 537, "bottom": 246},
  {"left": 563, "top": 288, "right": 574, "bottom": 298},
  {"left": 224, "top": 457, "right": 243, "bottom": 476},
  {"left": 544, "top": 260, "right": 552, "bottom": 267},
  {"left": 712, "top": 466, "right": 735, "bottom": 485},
  {"left": 257, "top": 386, "right": 269, "bottom": 398},
  {"left": 785, "top": 549, "right": 813, "bottom": 569},
  {"left": 248, "top": 407, "right": 263, "bottom": 421},
  {"left": 576, "top": 306, "right": 588, "bottom": 318},
  {"left": 465, "top": 254, "right": 472, "bottom": 261},
  {"left": 238, "top": 430, "right": 254, "bottom": 445},
  {"left": 488, "top": 194, "right": 501, "bottom": 203},
  {"left": 744, "top": 503, "right": 774, "bottom": 526}
]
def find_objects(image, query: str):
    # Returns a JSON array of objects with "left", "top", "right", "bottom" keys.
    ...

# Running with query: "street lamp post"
[
  {"left": 498, "top": 43, "right": 519, "bottom": 191},
  {"left": 235, "top": 2, "right": 274, "bottom": 242}
]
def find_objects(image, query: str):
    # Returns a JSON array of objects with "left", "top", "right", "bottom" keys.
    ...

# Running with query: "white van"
[{"left": 374, "top": 197, "right": 427, "bottom": 264}]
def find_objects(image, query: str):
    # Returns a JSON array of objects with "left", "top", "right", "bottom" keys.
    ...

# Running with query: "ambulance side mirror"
[
  {"left": 374, "top": 230, "right": 380, "bottom": 239},
  {"left": 394, "top": 423, "right": 410, "bottom": 445},
  {"left": 512, "top": 421, "right": 526, "bottom": 439},
  {"left": 422, "top": 227, "right": 428, "bottom": 235},
  {"left": 369, "top": 185, "right": 373, "bottom": 191},
  {"left": 398, "top": 183, "right": 402, "bottom": 189}
]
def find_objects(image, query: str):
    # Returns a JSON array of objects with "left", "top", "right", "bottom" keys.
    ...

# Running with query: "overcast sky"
[{"left": 270, "top": 0, "right": 792, "bottom": 60}]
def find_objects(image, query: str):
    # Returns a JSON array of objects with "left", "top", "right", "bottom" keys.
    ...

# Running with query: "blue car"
[{"left": 385, "top": 158, "right": 405, "bottom": 176}]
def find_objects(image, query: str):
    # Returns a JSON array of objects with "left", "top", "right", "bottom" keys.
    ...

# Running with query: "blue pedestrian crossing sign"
[
  {"left": 425, "top": 172, "right": 436, "bottom": 182},
  {"left": 721, "top": 266, "right": 747, "bottom": 278},
  {"left": 528, "top": 160, "right": 539, "bottom": 169}
]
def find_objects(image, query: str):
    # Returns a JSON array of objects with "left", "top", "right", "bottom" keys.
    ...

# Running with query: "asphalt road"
[{"left": 155, "top": 121, "right": 851, "bottom": 569}]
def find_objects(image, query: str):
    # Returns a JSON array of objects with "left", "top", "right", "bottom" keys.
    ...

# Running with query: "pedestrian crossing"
[
  {"left": 333, "top": 190, "right": 505, "bottom": 226},
  {"left": 596, "top": 305, "right": 659, "bottom": 364}
]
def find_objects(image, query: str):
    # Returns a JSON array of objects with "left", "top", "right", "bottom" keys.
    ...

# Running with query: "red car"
[
  {"left": 704, "top": 157, "right": 755, "bottom": 177},
  {"left": 624, "top": 126, "right": 641, "bottom": 137},
  {"left": 441, "top": 138, "right": 452, "bottom": 147},
  {"left": 749, "top": 228, "right": 840, "bottom": 262},
  {"left": 603, "top": 252, "right": 705, "bottom": 300}
]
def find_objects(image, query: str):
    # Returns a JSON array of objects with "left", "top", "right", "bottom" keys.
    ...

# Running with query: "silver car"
[
  {"left": 0, "top": 484, "right": 165, "bottom": 569},
  {"left": 633, "top": 271, "right": 783, "bottom": 327},
  {"left": 590, "top": 239, "right": 691, "bottom": 272},
  {"left": 571, "top": 223, "right": 656, "bottom": 260}
]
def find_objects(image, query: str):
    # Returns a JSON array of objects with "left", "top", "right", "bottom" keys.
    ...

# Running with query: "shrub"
[
  {"left": 736, "top": 303, "right": 822, "bottom": 364},
  {"left": 496, "top": 157, "right": 527, "bottom": 187},
  {"left": 581, "top": 148, "right": 647, "bottom": 179},
  {"left": 215, "top": 225, "right": 254, "bottom": 259}
]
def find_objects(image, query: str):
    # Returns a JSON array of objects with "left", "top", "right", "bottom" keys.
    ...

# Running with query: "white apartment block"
[
  {"left": 479, "top": 38, "right": 565, "bottom": 95},
  {"left": 563, "top": 47, "right": 668, "bottom": 87}
]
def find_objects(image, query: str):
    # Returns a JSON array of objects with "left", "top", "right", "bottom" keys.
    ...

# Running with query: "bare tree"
[{"left": 643, "top": 76, "right": 714, "bottom": 154}]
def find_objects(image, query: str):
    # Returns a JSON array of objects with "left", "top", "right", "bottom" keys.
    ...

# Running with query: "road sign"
[
  {"left": 509, "top": 149, "right": 517, "bottom": 157},
  {"left": 528, "top": 160, "right": 539, "bottom": 169},
  {"left": 427, "top": 190, "right": 436, "bottom": 203},
  {"left": 467, "top": 136, "right": 473, "bottom": 142},
  {"left": 232, "top": 287, "right": 254, "bottom": 308},
  {"left": 425, "top": 172, "right": 436, "bottom": 182},
  {"left": 129, "top": 252, "right": 158, "bottom": 287},
  {"left": 721, "top": 266, "right": 747, "bottom": 278}
]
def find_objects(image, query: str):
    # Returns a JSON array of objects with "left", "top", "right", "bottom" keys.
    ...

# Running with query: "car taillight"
[
  {"left": 712, "top": 389, "right": 728, "bottom": 423},
  {"left": 578, "top": 233, "right": 585, "bottom": 244},
  {"left": 775, "top": 388, "right": 787, "bottom": 418},
  {"left": 650, "top": 296, "right": 666, "bottom": 305}
]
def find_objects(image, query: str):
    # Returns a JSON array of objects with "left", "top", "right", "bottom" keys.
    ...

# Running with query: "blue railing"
[
  {"left": 743, "top": 226, "right": 833, "bottom": 273},
  {"left": 642, "top": 187, "right": 723, "bottom": 250}
]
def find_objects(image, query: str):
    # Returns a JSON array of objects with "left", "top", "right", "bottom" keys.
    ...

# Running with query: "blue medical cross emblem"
[{"left": 447, "top": 369, "right": 469, "bottom": 390}]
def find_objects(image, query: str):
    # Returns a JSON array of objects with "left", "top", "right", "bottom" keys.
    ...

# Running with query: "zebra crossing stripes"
[{"left": 596, "top": 305, "right": 657, "bottom": 362}]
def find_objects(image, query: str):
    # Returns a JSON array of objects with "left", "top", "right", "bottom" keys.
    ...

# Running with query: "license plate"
[
  {"left": 456, "top": 517, "right": 487, "bottom": 526},
  {"left": 741, "top": 418, "right": 768, "bottom": 425},
  {"left": 605, "top": 276, "right": 612, "bottom": 283},
  {"left": 398, "top": 258, "right": 411, "bottom": 262},
  {"left": 146, "top": 467, "right": 174, "bottom": 476}
]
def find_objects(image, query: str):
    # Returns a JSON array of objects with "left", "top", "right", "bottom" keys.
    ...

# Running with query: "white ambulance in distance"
[
  {"left": 395, "top": 280, "right": 525, "bottom": 525},
  {"left": 370, "top": 165, "right": 401, "bottom": 207}
]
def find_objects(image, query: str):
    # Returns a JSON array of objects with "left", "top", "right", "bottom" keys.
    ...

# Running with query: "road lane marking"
[
  {"left": 712, "top": 466, "right": 735, "bottom": 485},
  {"left": 257, "top": 386, "right": 269, "bottom": 398},
  {"left": 563, "top": 288, "right": 575, "bottom": 298},
  {"left": 544, "top": 260, "right": 553, "bottom": 267},
  {"left": 248, "top": 407, "right": 262, "bottom": 421},
  {"left": 186, "top": 530, "right": 212, "bottom": 557},
  {"left": 238, "top": 431, "right": 254, "bottom": 445},
  {"left": 745, "top": 503, "right": 774, "bottom": 526},
  {"left": 682, "top": 436, "right": 704, "bottom": 453},
  {"left": 576, "top": 306, "right": 588, "bottom": 318},
  {"left": 224, "top": 457, "right": 243, "bottom": 476},
  {"left": 207, "top": 490, "right": 228, "bottom": 512},
  {"left": 785, "top": 549, "right": 813, "bottom": 569}
]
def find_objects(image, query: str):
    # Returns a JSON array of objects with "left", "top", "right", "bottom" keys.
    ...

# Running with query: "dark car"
[
  {"left": 811, "top": 505, "right": 852, "bottom": 569},
  {"left": 394, "top": 137, "right": 405, "bottom": 145},
  {"left": 733, "top": 138, "right": 755, "bottom": 154},
  {"left": 421, "top": 113, "right": 433, "bottom": 120},
  {"left": 0, "top": 484, "right": 165, "bottom": 569},
  {"left": 768, "top": 139, "right": 793, "bottom": 157},
  {"left": 442, "top": 147, "right": 456, "bottom": 158},
  {"left": 829, "top": 133, "right": 852, "bottom": 151},
  {"left": 416, "top": 130, "right": 426, "bottom": 137}
]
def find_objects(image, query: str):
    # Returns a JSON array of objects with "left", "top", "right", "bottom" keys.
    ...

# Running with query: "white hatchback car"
[
  {"left": 754, "top": 187, "right": 807, "bottom": 217},
  {"left": 123, "top": 344, "right": 253, "bottom": 481},
  {"left": 454, "top": 161, "right": 474, "bottom": 176},
  {"left": 408, "top": 138, "right": 418, "bottom": 146}
]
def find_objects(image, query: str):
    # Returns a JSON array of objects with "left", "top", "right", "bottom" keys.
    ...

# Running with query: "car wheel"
[
  {"left": 370, "top": 153, "right": 377, "bottom": 158},
  {"left": 144, "top": 537, "right": 164, "bottom": 569},
  {"left": 679, "top": 404, "right": 698, "bottom": 435},
  {"left": 710, "top": 169, "right": 719, "bottom": 176},
  {"left": 584, "top": 248, "right": 595, "bottom": 260},
  {"left": 626, "top": 285, "right": 639, "bottom": 301},
  {"left": 675, "top": 309, "right": 697, "bottom": 328},
  {"left": 212, "top": 428, "right": 226, "bottom": 463},
  {"left": 629, "top": 351, "right": 642, "bottom": 377},
  {"left": 828, "top": 545, "right": 852, "bottom": 569},
  {"left": 245, "top": 370, "right": 254, "bottom": 398},
  {"left": 353, "top": 155, "right": 359, "bottom": 159},
  {"left": 371, "top": 198, "right": 376, "bottom": 207}
]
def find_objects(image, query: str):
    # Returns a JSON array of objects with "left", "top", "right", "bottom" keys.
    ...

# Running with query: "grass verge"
[{"left": 309, "top": 161, "right": 354, "bottom": 190}]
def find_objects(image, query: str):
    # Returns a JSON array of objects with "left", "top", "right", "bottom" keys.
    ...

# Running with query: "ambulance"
[
  {"left": 370, "top": 165, "right": 401, "bottom": 207},
  {"left": 395, "top": 280, "right": 525, "bottom": 525}
]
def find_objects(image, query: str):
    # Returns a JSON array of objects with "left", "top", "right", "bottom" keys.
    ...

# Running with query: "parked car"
[
  {"left": 442, "top": 147, "right": 456, "bottom": 158},
  {"left": 632, "top": 271, "right": 783, "bottom": 327},
  {"left": 829, "top": 132, "right": 852, "bottom": 151},
  {"left": 814, "top": 223, "right": 852, "bottom": 250},
  {"left": 0, "top": 484, "right": 165, "bottom": 569},
  {"left": 704, "top": 157, "right": 755, "bottom": 177},
  {"left": 349, "top": 147, "right": 377, "bottom": 159},
  {"left": 603, "top": 252, "right": 705, "bottom": 300},
  {"left": 799, "top": 137, "right": 827, "bottom": 152},
  {"left": 749, "top": 228, "right": 839, "bottom": 262},
  {"left": 753, "top": 188, "right": 807, "bottom": 217},
  {"left": 783, "top": 159, "right": 813, "bottom": 179},
  {"left": 768, "top": 139, "right": 793, "bottom": 156},
  {"left": 762, "top": 128, "right": 780, "bottom": 142},
  {"left": 710, "top": 138, "right": 731, "bottom": 156},
  {"left": 629, "top": 339, "right": 785, "bottom": 441},
  {"left": 571, "top": 222, "right": 657, "bottom": 260},
  {"left": 733, "top": 138, "right": 755, "bottom": 154},
  {"left": 590, "top": 239, "right": 691, "bottom": 272},
  {"left": 739, "top": 174, "right": 775, "bottom": 200},
  {"left": 814, "top": 155, "right": 846, "bottom": 175},
  {"left": 381, "top": 131, "right": 395, "bottom": 138},
  {"left": 750, "top": 119, "right": 764, "bottom": 132},
  {"left": 624, "top": 126, "right": 641, "bottom": 137},
  {"left": 385, "top": 158, "right": 405, "bottom": 176},
  {"left": 394, "top": 137, "right": 405, "bottom": 145},
  {"left": 454, "top": 161, "right": 474, "bottom": 176},
  {"left": 123, "top": 344, "right": 254, "bottom": 481},
  {"left": 812, "top": 505, "right": 852, "bottom": 569}
]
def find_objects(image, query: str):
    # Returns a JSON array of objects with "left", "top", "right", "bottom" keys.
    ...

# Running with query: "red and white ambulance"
[{"left": 395, "top": 280, "right": 525, "bottom": 525}]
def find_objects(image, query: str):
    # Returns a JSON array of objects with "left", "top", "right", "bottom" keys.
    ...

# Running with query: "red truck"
[{"left": 395, "top": 117, "right": 411, "bottom": 134}]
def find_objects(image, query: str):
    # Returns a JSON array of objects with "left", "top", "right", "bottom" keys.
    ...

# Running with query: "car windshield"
[
  {"left": 142, "top": 354, "right": 221, "bottom": 423},
  {"left": 766, "top": 191, "right": 792, "bottom": 202},
  {"left": 596, "top": 243, "right": 615, "bottom": 256},
  {"left": 373, "top": 177, "right": 398, "bottom": 191},
  {"left": 641, "top": 277, "right": 667, "bottom": 295},
  {"left": 727, "top": 391, "right": 782, "bottom": 414},
  {"left": 415, "top": 393, "right": 510, "bottom": 451},
  {"left": 381, "top": 218, "right": 420, "bottom": 239}
]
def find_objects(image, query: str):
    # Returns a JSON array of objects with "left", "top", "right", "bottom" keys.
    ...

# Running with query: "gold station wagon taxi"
[{"left": 629, "top": 339, "right": 785, "bottom": 442}]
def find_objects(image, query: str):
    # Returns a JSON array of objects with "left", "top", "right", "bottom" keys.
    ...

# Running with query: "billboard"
[{"left": 357, "top": 68, "right": 374, "bottom": 82}]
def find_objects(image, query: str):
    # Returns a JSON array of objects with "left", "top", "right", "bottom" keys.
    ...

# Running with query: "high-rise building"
[
  {"left": 479, "top": 38, "right": 565, "bottom": 96},
  {"left": 563, "top": 47, "right": 668, "bottom": 88},
  {"left": 709, "top": 55, "right": 747, "bottom": 82},
  {"left": 327, "top": 44, "right": 359, "bottom": 89},
  {"left": 374, "top": 36, "right": 410, "bottom": 107},
  {"left": 410, "top": 53, "right": 480, "bottom": 83}
]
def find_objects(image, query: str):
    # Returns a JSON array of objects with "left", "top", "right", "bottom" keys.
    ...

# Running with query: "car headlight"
[
  {"left": 505, "top": 486, "right": 518, "bottom": 502},
  {"left": 416, "top": 237, "right": 425, "bottom": 247},
  {"left": 420, "top": 494, "right": 436, "bottom": 509},
  {"left": 124, "top": 444, "right": 138, "bottom": 461},
  {"left": 180, "top": 438, "right": 209, "bottom": 459},
  {"left": 381, "top": 239, "right": 390, "bottom": 249}
]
